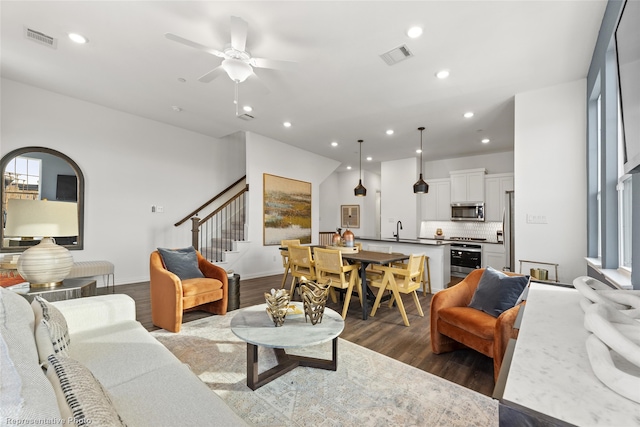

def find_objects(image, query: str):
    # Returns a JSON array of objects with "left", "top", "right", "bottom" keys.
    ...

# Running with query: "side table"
[
  {"left": 228, "top": 273, "right": 240, "bottom": 311},
  {"left": 12, "top": 278, "right": 97, "bottom": 303}
]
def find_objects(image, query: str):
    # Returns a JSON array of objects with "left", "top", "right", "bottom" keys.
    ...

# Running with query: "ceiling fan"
[{"left": 165, "top": 16, "right": 296, "bottom": 114}]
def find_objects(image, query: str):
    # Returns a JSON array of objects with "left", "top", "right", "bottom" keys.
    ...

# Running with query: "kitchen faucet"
[{"left": 394, "top": 221, "right": 403, "bottom": 242}]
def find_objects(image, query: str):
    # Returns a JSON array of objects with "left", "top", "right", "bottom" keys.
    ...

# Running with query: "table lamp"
[{"left": 4, "top": 199, "right": 78, "bottom": 287}]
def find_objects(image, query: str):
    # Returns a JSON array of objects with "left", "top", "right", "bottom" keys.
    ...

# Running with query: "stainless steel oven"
[{"left": 451, "top": 243, "right": 482, "bottom": 276}]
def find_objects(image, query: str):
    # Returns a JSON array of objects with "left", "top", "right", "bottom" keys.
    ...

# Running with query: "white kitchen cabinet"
[
  {"left": 422, "top": 178, "right": 451, "bottom": 220},
  {"left": 483, "top": 243, "right": 506, "bottom": 270},
  {"left": 450, "top": 168, "right": 486, "bottom": 202},
  {"left": 484, "top": 173, "right": 514, "bottom": 221}
]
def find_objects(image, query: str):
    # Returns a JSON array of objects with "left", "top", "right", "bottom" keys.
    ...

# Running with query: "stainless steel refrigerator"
[{"left": 503, "top": 191, "right": 515, "bottom": 272}]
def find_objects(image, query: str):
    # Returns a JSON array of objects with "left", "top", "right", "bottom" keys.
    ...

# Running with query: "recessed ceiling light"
[
  {"left": 464, "top": 112, "right": 474, "bottom": 118},
  {"left": 177, "top": 78, "right": 186, "bottom": 83},
  {"left": 385, "top": 129, "right": 394, "bottom": 135},
  {"left": 366, "top": 156, "right": 372, "bottom": 161},
  {"left": 481, "top": 138, "right": 490, "bottom": 144},
  {"left": 331, "top": 141, "right": 338, "bottom": 147},
  {"left": 171, "top": 106, "right": 182, "bottom": 112},
  {"left": 407, "top": 26, "right": 423, "bottom": 38},
  {"left": 243, "top": 105, "right": 253, "bottom": 112},
  {"left": 416, "top": 149, "right": 422, "bottom": 154},
  {"left": 283, "top": 122, "right": 292, "bottom": 128},
  {"left": 68, "top": 33, "right": 87, "bottom": 44},
  {"left": 436, "top": 70, "right": 450, "bottom": 79},
  {"left": 346, "top": 166, "right": 352, "bottom": 170}
]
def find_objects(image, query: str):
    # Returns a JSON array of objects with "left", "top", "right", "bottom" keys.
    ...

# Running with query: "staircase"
[{"left": 175, "top": 177, "right": 249, "bottom": 267}]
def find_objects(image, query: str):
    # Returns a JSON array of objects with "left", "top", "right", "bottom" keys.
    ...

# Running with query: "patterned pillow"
[
  {"left": 32, "top": 296, "right": 71, "bottom": 363},
  {"left": 46, "top": 354, "right": 127, "bottom": 426}
]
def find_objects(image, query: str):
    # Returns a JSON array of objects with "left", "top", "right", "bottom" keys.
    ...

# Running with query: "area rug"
[{"left": 151, "top": 313, "right": 498, "bottom": 427}]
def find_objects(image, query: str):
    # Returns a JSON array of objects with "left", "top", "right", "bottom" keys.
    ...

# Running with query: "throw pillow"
[
  {"left": 32, "top": 296, "right": 71, "bottom": 363},
  {"left": 46, "top": 354, "right": 127, "bottom": 426},
  {"left": 157, "top": 246, "right": 204, "bottom": 280},
  {"left": 468, "top": 267, "right": 530, "bottom": 317}
]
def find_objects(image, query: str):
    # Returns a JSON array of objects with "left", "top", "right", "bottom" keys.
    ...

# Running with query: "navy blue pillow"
[
  {"left": 157, "top": 246, "right": 204, "bottom": 280},
  {"left": 468, "top": 267, "right": 530, "bottom": 317}
]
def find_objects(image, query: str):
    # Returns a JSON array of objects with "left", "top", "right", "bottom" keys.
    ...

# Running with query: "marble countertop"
[
  {"left": 230, "top": 302, "right": 344, "bottom": 349},
  {"left": 502, "top": 282, "right": 640, "bottom": 425},
  {"left": 356, "top": 236, "right": 451, "bottom": 246},
  {"left": 356, "top": 236, "right": 504, "bottom": 246}
]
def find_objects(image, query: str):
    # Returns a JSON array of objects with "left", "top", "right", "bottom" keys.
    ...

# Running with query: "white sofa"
[{"left": 0, "top": 288, "right": 247, "bottom": 426}]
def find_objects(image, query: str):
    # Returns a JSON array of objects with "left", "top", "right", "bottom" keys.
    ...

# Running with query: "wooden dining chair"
[
  {"left": 288, "top": 245, "right": 317, "bottom": 299},
  {"left": 279, "top": 239, "right": 301, "bottom": 289},
  {"left": 365, "top": 244, "right": 393, "bottom": 281},
  {"left": 369, "top": 254, "right": 425, "bottom": 326},
  {"left": 421, "top": 256, "right": 432, "bottom": 295},
  {"left": 313, "top": 247, "right": 362, "bottom": 319}
]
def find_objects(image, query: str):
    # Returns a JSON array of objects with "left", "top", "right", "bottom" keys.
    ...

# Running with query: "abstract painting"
[{"left": 263, "top": 174, "right": 311, "bottom": 245}]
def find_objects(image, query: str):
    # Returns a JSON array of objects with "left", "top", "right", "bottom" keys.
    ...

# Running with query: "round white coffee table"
[{"left": 230, "top": 301, "right": 344, "bottom": 390}]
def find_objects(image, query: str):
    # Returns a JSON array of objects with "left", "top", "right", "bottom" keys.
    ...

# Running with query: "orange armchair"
[
  {"left": 430, "top": 268, "right": 525, "bottom": 382},
  {"left": 150, "top": 250, "right": 228, "bottom": 332}
]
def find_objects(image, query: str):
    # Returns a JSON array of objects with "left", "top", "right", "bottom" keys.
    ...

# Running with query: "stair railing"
[{"left": 175, "top": 176, "right": 248, "bottom": 263}]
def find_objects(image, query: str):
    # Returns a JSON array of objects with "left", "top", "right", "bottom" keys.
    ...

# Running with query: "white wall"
[
  {"left": 233, "top": 132, "right": 339, "bottom": 279},
  {"left": 514, "top": 79, "right": 587, "bottom": 283},
  {"left": 1, "top": 79, "right": 245, "bottom": 285},
  {"left": 381, "top": 158, "right": 419, "bottom": 239},
  {"left": 318, "top": 169, "right": 380, "bottom": 238},
  {"left": 424, "top": 151, "right": 514, "bottom": 179}
]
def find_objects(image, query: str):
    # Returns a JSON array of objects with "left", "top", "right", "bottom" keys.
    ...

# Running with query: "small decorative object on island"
[
  {"left": 342, "top": 228, "right": 354, "bottom": 247},
  {"left": 434, "top": 228, "right": 444, "bottom": 240},
  {"left": 265, "top": 288, "right": 290, "bottom": 327},
  {"left": 300, "top": 279, "right": 331, "bottom": 325},
  {"left": 332, "top": 228, "right": 342, "bottom": 246}
]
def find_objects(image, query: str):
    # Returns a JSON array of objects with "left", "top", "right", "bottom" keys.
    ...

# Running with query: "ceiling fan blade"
[
  {"left": 165, "top": 33, "right": 225, "bottom": 58},
  {"left": 198, "top": 66, "right": 227, "bottom": 83},
  {"left": 229, "top": 16, "right": 248, "bottom": 52},
  {"left": 251, "top": 57, "right": 297, "bottom": 71}
]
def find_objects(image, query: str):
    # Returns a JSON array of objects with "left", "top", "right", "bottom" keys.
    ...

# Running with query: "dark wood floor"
[{"left": 99, "top": 274, "right": 495, "bottom": 396}]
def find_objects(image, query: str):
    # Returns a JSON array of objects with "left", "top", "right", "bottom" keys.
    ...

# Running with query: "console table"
[
  {"left": 11, "top": 278, "right": 97, "bottom": 303},
  {"left": 494, "top": 282, "right": 640, "bottom": 426}
]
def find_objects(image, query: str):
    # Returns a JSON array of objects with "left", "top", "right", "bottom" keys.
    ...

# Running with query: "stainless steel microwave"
[{"left": 451, "top": 202, "right": 485, "bottom": 221}]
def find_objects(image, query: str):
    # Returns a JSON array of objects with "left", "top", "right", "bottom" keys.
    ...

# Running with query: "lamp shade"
[
  {"left": 5, "top": 199, "right": 78, "bottom": 237},
  {"left": 5, "top": 199, "right": 78, "bottom": 288},
  {"left": 413, "top": 127, "right": 429, "bottom": 194},
  {"left": 222, "top": 58, "right": 253, "bottom": 83},
  {"left": 354, "top": 139, "right": 367, "bottom": 197},
  {"left": 413, "top": 174, "right": 429, "bottom": 194},
  {"left": 354, "top": 179, "right": 367, "bottom": 197}
]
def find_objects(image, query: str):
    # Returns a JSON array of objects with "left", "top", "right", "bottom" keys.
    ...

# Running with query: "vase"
[
  {"left": 265, "top": 288, "right": 290, "bottom": 327},
  {"left": 342, "top": 229, "right": 354, "bottom": 248},
  {"left": 300, "top": 279, "right": 331, "bottom": 325}
]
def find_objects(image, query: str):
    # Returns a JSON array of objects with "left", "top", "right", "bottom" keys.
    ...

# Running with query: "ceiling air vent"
[
  {"left": 24, "top": 27, "right": 58, "bottom": 49},
  {"left": 379, "top": 44, "right": 413, "bottom": 66},
  {"left": 237, "top": 114, "right": 255, "bottom": 121}
]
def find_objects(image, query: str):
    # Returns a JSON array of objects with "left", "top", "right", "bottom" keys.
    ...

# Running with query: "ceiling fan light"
[{"left": 222, "top": 58, "right": 253, "bottom": 82}]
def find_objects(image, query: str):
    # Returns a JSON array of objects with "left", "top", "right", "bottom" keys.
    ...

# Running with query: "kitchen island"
[{"left": 356, "top": 237, "right": 451, "bottom": 292}]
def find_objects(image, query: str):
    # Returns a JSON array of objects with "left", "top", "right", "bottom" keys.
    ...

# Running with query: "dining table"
[{"left": 340, "top": 250, "right": 410, "bottom": 320}]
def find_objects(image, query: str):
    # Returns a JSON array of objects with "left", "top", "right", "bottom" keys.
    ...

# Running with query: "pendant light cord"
[{"left": 359, "top": 140, "right": 363, "bottom": 180}]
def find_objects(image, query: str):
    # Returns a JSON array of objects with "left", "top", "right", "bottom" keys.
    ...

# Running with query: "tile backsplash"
[{"left": 420, "top": 221, "right": 502, "bottom": 242}]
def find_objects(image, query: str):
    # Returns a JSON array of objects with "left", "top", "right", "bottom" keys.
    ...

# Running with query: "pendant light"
[
  {"left": 354, "top": 139, "right": 367, "bottom": 197},
  {"left": 413, "top": 127, "right": 429, "bottom": 194}
]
